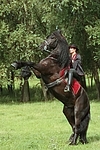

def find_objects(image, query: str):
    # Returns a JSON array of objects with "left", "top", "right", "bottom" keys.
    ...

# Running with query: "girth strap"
[{"left": 45, "top": 70, "right": 68, "bottom": 89}]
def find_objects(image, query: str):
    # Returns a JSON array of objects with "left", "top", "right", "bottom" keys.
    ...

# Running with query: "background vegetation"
[{"left": 0, "top": 0, "right": 100, "bottom": 101}]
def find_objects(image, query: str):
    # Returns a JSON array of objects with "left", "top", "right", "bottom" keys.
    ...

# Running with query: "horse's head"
[
  {"left": 40, "top": 30, "right": 64, "bottom": 52},
  {"left": 40, "top": 30, "right": 70, "bottom": 68}
]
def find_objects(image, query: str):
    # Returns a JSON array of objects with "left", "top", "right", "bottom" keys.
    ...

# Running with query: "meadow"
[{"left": 0, "top": 100, "right": 100, "bottom": 150}]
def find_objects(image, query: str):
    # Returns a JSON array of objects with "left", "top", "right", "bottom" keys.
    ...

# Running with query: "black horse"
[{"left": 11, "top": 30, "right": 90, "bottom": 145}]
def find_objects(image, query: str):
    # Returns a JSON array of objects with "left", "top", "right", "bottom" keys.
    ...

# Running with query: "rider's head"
[{"left": 69, "top": 44, "right": 79, "bottom": 55}]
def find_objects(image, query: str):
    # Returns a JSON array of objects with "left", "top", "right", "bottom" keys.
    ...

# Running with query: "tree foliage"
[{"left": 0, "top": 0, "right": 100, "bottom": 99}]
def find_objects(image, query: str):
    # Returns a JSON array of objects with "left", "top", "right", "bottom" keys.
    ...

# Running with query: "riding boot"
[{"left": 64, "top": 70, "right": 73, "bottom": 92}]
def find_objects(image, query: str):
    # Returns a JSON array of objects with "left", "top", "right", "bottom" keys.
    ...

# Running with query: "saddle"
[{"left": 59, "top": 68, "right": 81, "bottom": 95}]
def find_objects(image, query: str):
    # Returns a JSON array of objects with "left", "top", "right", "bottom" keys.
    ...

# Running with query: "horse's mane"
[{"left": 52, "top": 30, "right": 70, "bottom": 69}]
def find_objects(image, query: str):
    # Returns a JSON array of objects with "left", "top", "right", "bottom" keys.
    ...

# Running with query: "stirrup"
[{"left": 64, "top": 85, "right": 70, "bottom": 92}]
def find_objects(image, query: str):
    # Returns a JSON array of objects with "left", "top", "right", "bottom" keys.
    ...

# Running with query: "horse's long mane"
[{"left": 53, "top": 30, "right": 70, "bottom": 68}]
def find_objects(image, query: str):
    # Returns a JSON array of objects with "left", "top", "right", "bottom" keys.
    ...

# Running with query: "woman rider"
[{"left": 64, "top": 44, "right": 85, "bottom": 92}]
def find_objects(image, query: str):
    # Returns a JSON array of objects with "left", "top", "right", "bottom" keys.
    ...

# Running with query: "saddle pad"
[
  {"left": 72, "top": 79, "right": 81, "bottom": 95},
  {"left": 59, "top": 67, "right": 69, "bottom": 77},
  {"left": 59, "top": 68, "right": 81, "bottom": 95}
]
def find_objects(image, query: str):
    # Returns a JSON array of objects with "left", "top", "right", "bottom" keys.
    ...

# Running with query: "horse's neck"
[
  {"left": 48, "top": 44, "right": 62, "bottom": 62},
  {"left": 50, "top": 72, "right": 60, "bottom": 82}
]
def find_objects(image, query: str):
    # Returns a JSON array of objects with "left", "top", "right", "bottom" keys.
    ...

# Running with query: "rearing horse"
[{"left": 11, "top": 30, "right": 90, "bottom": 145}]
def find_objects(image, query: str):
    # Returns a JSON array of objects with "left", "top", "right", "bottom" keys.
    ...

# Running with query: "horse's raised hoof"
[{"left": 11, "top": 62, "right": 18, "bottom": 69}]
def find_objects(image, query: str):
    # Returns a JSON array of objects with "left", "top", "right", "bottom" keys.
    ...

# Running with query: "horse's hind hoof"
[
  {"left": 69, "top": 142, "right": 77, "bottom": 146},
  {"left": 79, "top": 139, "right": 88, "bottom": 144},
  {"left": 69, "top": 133, "right": 74, "bottom": 142}
]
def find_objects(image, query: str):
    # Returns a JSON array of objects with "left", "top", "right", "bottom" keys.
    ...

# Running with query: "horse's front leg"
[{"left": 11, "top": 61, "right": 35, "bottom": 70}]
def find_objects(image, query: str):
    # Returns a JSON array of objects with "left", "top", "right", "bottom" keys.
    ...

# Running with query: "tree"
[
  {"left": 0, "top": 0, "right": 100, "bottom": 100},
  {"left": 85, "top": 20, "right": 100, "bottom": 99}
]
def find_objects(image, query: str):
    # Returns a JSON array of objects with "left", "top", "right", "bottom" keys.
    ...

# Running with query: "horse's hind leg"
[
  {"left": 79, "top": 112, "right": 90, "bottom": 144},
  {"left": 72, "top": 89, "right": 90, "bottom": 145},
  {"left": 63, "top": 105, "right": 75, "bottom": 143},
  {"left": 80, "top": 131, "right": 87, "bottom": 144},
  {"left": 69, "top": 133, "right": 74, "bottom": 143}
]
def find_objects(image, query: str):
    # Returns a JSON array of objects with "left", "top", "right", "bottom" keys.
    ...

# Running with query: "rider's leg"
[
  {"left": 64, "top": 69, "right": 74, "bottom": 92},
  {"left": 64, "top": 69, "right": 80, "bottom": 92}
]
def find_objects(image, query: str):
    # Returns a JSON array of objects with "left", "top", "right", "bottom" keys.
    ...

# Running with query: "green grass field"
[{"left": 0, "top": 100, "right": 100, "bottom": 150}]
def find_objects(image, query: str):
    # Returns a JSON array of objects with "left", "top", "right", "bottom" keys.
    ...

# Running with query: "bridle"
[
  {"left": 43, "top": 37, "right": 58, "bottom": 53},
  {"left": 41, "top": 40, "right": 50, "bottom": 53}
]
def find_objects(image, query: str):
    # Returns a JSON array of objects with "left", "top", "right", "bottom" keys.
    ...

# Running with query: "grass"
[{"left": 0, "top": 100, "right": 100, "bottom": 150}]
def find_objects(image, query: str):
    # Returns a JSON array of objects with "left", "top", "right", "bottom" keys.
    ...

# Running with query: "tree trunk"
[
  {"left": 96, "top": 83, "right": 100, "bottom": 100},
  {"left": 21, "top": 79, "right": 30, "bottom": 102},
  {"left": 0, "top": 84, "right": 3, "bottom": 95},
  {"left": 94, "top": 76, "right": 100, "bottom": 100},
  {"left": 92, "top": 67, "right": 100, "bottom": 100},
  {"left": 7, "top": 70, "right": 14, "bottom": 93}
]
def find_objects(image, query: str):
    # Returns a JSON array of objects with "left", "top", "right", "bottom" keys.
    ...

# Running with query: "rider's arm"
[{"left": 72, "top": 54, "right": 82, "bottom": 70}]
